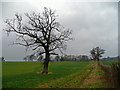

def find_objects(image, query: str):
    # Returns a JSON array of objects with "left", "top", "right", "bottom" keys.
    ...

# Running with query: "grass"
[
  {"left": 80, "top": 61, "right": 105, "bottom": 88},
  {"left": 39, "top": 62, "right": 94, "bottom": 88},
  {"left": 2, "top": 62, "right": 43, "bottom": 76},
  {"left": 87, "top": 83, "right": 99, "bottom": 88},
  {"left": 96, "top": 70, "right": 103, "bottom": 75},
  {"left": 2, "top": 61, "right": 89, "bottom": 88}
]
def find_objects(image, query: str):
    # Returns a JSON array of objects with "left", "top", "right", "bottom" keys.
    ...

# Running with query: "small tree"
[
  {"left": 4, "top": 7, "right": 72, "bottom": 74},
  {"left": 90, "top": 46, "right": 105, "bottom": 61},
  {"left": 2, "top": 57, "right": 5, "bottom": 62},
  {"left": 55, "top": 55, "right": 60, "bottom": 61}
]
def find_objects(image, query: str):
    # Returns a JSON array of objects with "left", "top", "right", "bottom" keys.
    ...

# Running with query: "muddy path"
[{"left": 79, "top": 61, "right": 106, "bottom": 88}]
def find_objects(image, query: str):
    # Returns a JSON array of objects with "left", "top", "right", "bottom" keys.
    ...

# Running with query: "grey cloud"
[
  {"left": 57, "top": 2, "right": 118, "bottom": 57},
  {"left": 2, "top": 2, "right": 118, "bottom": 60}
]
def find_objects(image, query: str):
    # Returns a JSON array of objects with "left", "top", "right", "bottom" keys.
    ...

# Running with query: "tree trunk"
[
  {"left": 97, "top": 58, "right": 99, "bottom": 61},
  {"left": 42, "top": 51, "right": 50, "bottom": 74},
  {"left": 42, "top": 60, "right": 49, "bottom": 74}
]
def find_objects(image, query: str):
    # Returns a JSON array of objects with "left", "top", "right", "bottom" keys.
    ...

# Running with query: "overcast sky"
[{"left": 1, "top": 1, "right": 118, "bottom": 60}]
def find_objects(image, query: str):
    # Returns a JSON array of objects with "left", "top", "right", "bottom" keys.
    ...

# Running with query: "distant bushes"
[{"left": 98, "top": 61, "right": 120, "bottom": 88}]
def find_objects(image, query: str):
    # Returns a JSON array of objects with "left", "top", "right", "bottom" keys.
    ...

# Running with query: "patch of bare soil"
[{"left": 36, "top": 72, "right": 53, "bottom": 74}]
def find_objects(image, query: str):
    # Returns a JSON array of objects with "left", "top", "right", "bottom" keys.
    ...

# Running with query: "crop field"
[
  {"left": 2, "top": 61, "right": 90, "bottom": 88},
  {"left": 2, "top": 61, "right": 106, "bottom": 88}
]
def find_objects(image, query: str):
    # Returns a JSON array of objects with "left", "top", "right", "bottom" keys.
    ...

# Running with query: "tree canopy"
[{"left": 90, "top": 46, "right": 105, "bottom": 61}]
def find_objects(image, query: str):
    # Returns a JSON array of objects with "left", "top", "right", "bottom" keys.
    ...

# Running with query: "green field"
[{"left": 2, "top": 61, "right": 91, "bottom": 88}]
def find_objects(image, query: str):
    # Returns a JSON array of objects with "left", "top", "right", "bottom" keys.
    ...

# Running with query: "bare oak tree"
[
  {"left": 4, "top": 7, "right": 72, "bottom": 74},
  {"left": 90, "top": 46, "right": 105, "bottom": 61}
]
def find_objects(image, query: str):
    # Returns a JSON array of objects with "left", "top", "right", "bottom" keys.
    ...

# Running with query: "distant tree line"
[
  {"left": 54, "top": 55, "right": 89, "bottom": 61},
  {"left": 101, "top": 56, "right": 119, "bottom": 61},
  {"left": 23, "top": 54, "right": 90, "bottom": 62},
  {"left": 23, "top": 54, "right": 43, "bottom": 62}
]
